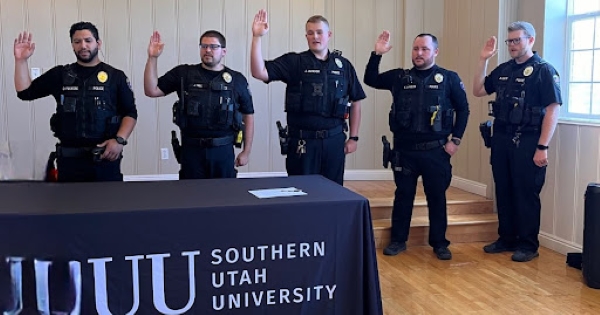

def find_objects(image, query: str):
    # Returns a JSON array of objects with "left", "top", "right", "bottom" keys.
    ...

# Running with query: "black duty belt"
[
  {"left": 56, "top": 145, "right": 103, "bottom": 158},
  {"left": 288, "top": 125, "right": 344, "bottom": 139},
  {"left": 395, "top": 139, "right": 447, "bottom": 151},
  {"left": 493, "top": 124, "right": 540, "bottom": 134},
  {"left": 182, "top": 135, "right": 234, "bottom": 147}
]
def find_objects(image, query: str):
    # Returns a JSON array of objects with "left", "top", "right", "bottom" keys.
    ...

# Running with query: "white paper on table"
[{"left": 248, "top": 187, "right": 307, "bottom": 199}]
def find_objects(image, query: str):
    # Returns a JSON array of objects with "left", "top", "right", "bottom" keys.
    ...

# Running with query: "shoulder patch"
[
  {"left": 126, "top": 77, "right": 133, "bottom": 91},
  {"left": 459, "top": 81, "right": 465, "bottom": 90},
  {"left": 553, "top": 74, "right": 560, "bottom": 85}
]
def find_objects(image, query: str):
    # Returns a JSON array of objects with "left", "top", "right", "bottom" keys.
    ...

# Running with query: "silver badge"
[
  {"left": 222, "top": 72, "right": 232, "bottom": 83},
  {"left": 434, "top": 73, "right": 444, "bottom": 83},
  {"left": 523, "top": 66, "right": 533, "bottom": 77},
  {"left": 335, "top": 58, "right": 343, "bottom": 69}
]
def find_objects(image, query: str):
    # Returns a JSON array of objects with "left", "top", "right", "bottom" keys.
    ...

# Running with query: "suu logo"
[{"left": 1, "top": 251, "right": 200, "bottom": 315}]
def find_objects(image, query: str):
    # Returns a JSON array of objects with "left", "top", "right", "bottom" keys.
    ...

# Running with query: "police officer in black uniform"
[
  {"left": 364, "top": 31, "right": 470, "bottom": 260},
  {"left": 14, "top": 22, "right": 137, "bottom": 182},
  {"left": 250, "top": 10, "right": 365, "bottom": 185},
  {"left": 473, "top": 21, "right": 561, "bottom": 262},
  {"left": 144, "top": 30, "right": 254, "bottom": 179}
]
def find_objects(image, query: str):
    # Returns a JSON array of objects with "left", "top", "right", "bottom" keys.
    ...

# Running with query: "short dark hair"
[
  {"left": 508, "top": 21, "right": 536, "bottom": 38},
  {"left": 200, "top": 30, "right": 226, "bottom": 48},
  {"left": 415, "top": 33, "right": 438, "bottom": 49},
  {"left": 69, "top": 21, "right": 100, "bottom": 41}
]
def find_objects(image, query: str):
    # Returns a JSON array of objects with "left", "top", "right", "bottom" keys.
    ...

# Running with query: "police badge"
[
  {"left": 97, "top": 71, "right": 108, "bottom": 83},
  {"left": 434, "top": 73, "right": 444, "bottom": 83},
  {"left": 335, "top": 58, "right": 343, "bottom": 69},
  {"left": 222, "top": 72, "right": 232, "bottom": 83},
  {"left": 523, "top": 66, "right": 533, "bottom": 77}
]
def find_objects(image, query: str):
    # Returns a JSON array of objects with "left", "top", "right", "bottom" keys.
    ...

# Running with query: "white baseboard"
[
  {"left": 124, "top": 170, "right": 487, "bottom": 197},
  {"left": 539, "top": 232, "right": 582, "bottom": 255}
]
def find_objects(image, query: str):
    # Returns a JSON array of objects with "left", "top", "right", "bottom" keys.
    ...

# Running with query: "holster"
[
  {"left": 276, "top": 121, "right": 289, "bottom": 156},
  {"left": 171, "top": 130, "right": 181, "bottom": 163},
  {"left": 479, "top": 120, "right": 492, "bottom": 148},
  {"left": 382, "top": 135, "right": 392, "bottom": 168}
]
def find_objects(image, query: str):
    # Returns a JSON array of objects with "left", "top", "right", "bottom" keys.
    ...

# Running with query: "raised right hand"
[
  {"left": 148, "top": 31, "right": 165, "bottom": 58},
  {"left": 480, "top": 36, "right": 498, "bottom": 60},
  {"left": 375, "top": 30, "right": 393, "bottom": 55},
  {"left": 252, "top": 9, "right": 269, "bottom": 37},
  {"left": 14, "top": 31, "right": 35, "bottom": 61}
]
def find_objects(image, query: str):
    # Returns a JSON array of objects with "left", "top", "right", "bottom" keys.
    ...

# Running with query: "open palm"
[
  {"left": 480, "top": 36, "right": 497, "bottom": 60},
  {"left": 375, "top": 30, "right": 392, "bottom": 55},
  {"left": 252, "top": 9, "right": 269, "bottom": 37},
  {"left": 14, "top": 31, "right": 35, "bottom": 61},
  {"left": 148, "top": 31, "right": 165, "bottom": 58}
]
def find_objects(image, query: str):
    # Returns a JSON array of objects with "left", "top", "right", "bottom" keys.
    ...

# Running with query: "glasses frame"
[
  {"left": 504, "top": 36, "right": 531, "bottom": 45},
  {"left": 199, "top": 43, "right": 222, "bottom": 50}
]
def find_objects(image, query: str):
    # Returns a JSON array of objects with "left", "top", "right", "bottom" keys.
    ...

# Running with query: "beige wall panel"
[
  {"left": 246, "top": 0, "right": 273, "bottom": 172},
  {"left": 2, "top": 1, "right": 34, "bottom": 179},
  {"left": 178, "top": 0, "right": 201, "bottom": 65},
  {"left": 104, "top": 1, "right": 135, "bottom": 174},
  {"left": 554, "top": 124, "right": 578, "bottom": 241},
  {"left": 200, "top": 0, "right": 224, "bottom": 33},
  {"left": 152, "top": 1, "right": 180, "bottom": 175},
  {"left": 53, "top": 0, "right": 79, "bottom": 66},
  {"left": 79, "top": 0, "right": 105, "bottom": 45},
  {"left": 28, "top": 0, "right": 58, "bottom": 179},
  {"left": 402, "top": 1, "right": 424, "bottom": 68},
  {"left": 353, "top": 0, "right": 376, "bottom": 169},
  {"left": 540, "top": 129, "right": 558, "bottom": 237},
  {"left": 129, "top": 0, "right": 158, "bottom": 175},
  {"left": 574, "top": 126, "right": 600, "bottom": 245},
  {"left": 290, "top": 0, "right": 313, "bottom": 53}
]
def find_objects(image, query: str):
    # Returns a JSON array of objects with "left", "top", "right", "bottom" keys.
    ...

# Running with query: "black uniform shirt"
[
  {"left": 158, "top": 64, "right": 254, "bottom": 138},
  {"left": 364, "top": 52, "right": 470, "bottom": 141},
  {"left": 17, "top": 63, "right": 137, "bottom": 146},
  {"left": 484, "top": 52, "right": 562, "bottom": 128},
  {"left": 265, "top": 50, "right": 366, "bottom": 130}
]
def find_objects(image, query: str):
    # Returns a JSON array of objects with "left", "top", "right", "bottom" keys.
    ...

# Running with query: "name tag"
[
  {"left": 305, "top": 70, "right": 320, "bottom": 74},
  {"left": 515, "top": 78, "right": 525, "bottom": 83},
  {"left": 403, "top": 85, "right": 417, "bottom": 90},
  {"left": 428, "top": 85, "right": 439, "bottom": 89},
  {"left": 63, "top": 86, "right": 78, "bottom": 91},
  {"left": 91, "top": 86, "right": 105, "bottom": 91},
  {"left": 330, "top": 70, "right": 341, "bottom": 75},
  {"left": 499, "top": 76, "right": 509, "bottom": 81}
]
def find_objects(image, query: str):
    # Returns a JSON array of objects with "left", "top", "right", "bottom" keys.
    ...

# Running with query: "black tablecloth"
[{"left": 0, "top": 175, "right": 382, "bottom": 314}]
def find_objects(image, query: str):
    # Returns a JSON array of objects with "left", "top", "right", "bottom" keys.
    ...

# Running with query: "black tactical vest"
[
  {"left": 173, "top": 66, "right": 242, "bottom": 132},
  {"left": 389, "top": 67, "right": 454, "bottom": 135},
  {"left": 284, "top": 51, "right": 349, "bottom": 118},
  {"left": 491, "top": 60, "right": 546, "bottom": 128},
  {"left": 52, "top": 63, "right": 119, "bottom": 141}
]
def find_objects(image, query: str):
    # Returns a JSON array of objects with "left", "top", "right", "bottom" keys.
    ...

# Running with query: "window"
[{"left": 565, "top": 0, "right": 600, "bottom": 119}]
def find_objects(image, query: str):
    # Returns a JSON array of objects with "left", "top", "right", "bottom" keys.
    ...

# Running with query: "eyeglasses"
[
  {"left": 504, "top": 36, "right": 530, "bottom": 45},
  {"left": 200, "top": 43, "right": 222, "bottom": 50}
]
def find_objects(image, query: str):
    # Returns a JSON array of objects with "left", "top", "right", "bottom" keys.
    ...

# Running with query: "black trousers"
[
  {"left": 390, "top": 146, "right": 452, "bottom": 248},
  {"left": 179, "top": 144, "right": 236, "bottom": 179},
  {"left": 56, "top": 156, "right": 122, "bottom": 182},
  {"left": 285, "top": 132, "right": 346, "bottom": 185},
  {"left": 491, "top": 131, "right": 546, "bottom": 252}
]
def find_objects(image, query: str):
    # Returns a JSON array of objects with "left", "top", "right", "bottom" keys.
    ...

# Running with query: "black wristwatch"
[
  {"left": 348, "top": 136, "right": 359, "bottom": 142},
  {"left": 450, "top": 137, "right": 461, "bottom": 146},
  {"left": 537, "top": 144, "right": 548, "bottom": 150},
  {"left": 115, "top": 136, "right": 128, "bottom": 146}
]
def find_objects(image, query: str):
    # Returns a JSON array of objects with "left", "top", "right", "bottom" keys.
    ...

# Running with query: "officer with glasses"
[
  {"left": 473, "top": 21, "right": 562, "bottom": 262},
  {"left": 144, "top": 30, "right": 255, "bottom": 179}
]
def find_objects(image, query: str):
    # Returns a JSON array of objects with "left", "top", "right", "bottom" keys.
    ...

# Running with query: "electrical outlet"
[
  {"left": 30, "top": 68, "right": 41, "bottom": 79},
  {"left": 161, "top": 148, "right": 169, "bottom": 160}
]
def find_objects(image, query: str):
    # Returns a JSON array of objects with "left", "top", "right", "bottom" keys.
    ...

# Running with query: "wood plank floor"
[
  {"left": 343, "top": 181, "right": 600, "bottom": 314},
  {"left": 378, "top": 243, "right": 600, "bottom": 314}
]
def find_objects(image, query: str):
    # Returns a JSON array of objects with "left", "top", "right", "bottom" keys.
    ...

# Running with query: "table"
[{"left": 0, "top": 175, "right": 383, "bottom": 315}]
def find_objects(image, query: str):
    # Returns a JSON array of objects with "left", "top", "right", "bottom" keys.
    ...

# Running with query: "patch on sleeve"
[
  {"left": 459, "top": 81, "right": 465, "bottom": 90},
  {"left": 247, "top": 84, "right": 252, "bottom": 97},
  {"left": 553, "top": 74, "right": 560, "bottom": 85},
  {"left": 126, "top": 77, "right": 133, "bottom": 91}
]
